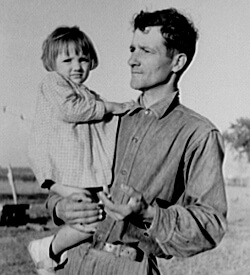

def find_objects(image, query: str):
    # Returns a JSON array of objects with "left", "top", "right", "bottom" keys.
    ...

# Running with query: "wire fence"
[{"left": 1, "top": 104, "right": 33, "bottom": 123}]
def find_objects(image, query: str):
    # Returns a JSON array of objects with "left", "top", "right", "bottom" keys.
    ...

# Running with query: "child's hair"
[{"left": 41, "top": 26, "right": 98, "bottom": 72}]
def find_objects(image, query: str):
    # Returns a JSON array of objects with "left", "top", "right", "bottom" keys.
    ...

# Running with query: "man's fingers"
[
  {"left": 99, "top": 191, "right": 132, "bottom": 220},
  {"left": 71, "top": 215, "right": 100, "bottom": 226},
  {"left": 71, "top": 192, "right": 92, "bottom": 202},
  {"left": 68, "top": 207, "right": 104, "bottom": 225},
  {"left": 121, "top": 184, "right": 142, "bottom": 202},
  {"left": 121, "top": 184, "right": 135, "bottom": 196},
  {"left": 99, "top": 192, "right": 129, "bottom": 215},
  {"left": 128, "top": 196, "right": 140, "bottom": 206},
  {"left": 98, "top": 192, "right": 114, "bottom": 209},
  {"left": 57, "top": 196, "right": 102, "bottom": 225}
]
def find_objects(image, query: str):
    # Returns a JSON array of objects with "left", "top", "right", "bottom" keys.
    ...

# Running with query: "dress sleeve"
[
  {"left": 42, "top": 72, "right": 105, "bottom": 122},
  {"left": 147, "top": 130, "right": 227, "bottom": 257}
]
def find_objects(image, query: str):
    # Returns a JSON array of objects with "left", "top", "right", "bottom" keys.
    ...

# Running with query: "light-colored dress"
[{"left": 28, "top": 72, "right": 118, "bottom": 189}]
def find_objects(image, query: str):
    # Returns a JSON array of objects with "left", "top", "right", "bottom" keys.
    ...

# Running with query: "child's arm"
[
  {"left": 104, "top": 101, "right": 135, "bottom": 115},
  {"left": 41, "top": 72, "right": 106, "bottom": 123}
]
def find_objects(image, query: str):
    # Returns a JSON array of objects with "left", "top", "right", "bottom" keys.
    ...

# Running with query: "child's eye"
[
  {"left": 79, "top": 57, "right": 89, "bottom": 63},
  {"left": 63, "top": 58, "right": 72, "bottom": 63}
]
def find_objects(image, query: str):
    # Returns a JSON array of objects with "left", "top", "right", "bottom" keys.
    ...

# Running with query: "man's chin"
[{"left": 130, "top": 81, "right": 142, "bottom": 91}]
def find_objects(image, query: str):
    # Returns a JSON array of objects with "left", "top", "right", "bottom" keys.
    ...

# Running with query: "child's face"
[{"left": 55, "top": 44, "right": 91, "bottom": 85}]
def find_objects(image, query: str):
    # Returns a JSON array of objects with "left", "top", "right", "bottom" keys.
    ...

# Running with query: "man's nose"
[{"left": 128, "top": 52, "right": 139, "bottom": 67}]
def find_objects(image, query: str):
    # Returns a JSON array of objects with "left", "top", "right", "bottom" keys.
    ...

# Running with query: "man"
[{"left": 46, "top": 8, "right": 227, "bottom": 275}]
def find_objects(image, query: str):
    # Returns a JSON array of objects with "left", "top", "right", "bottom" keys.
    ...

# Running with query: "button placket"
[
  {"left": 112, "top": 109, "right": 156, "bottom": 206},
  {"left": 121, "top": 170, "right": 127, "bottom": 175},
  {"left": 96, "top": 109, "right": 156, "bottom": 244},
  {"left": 119, "top": 110, "right": 155, "bottom": 191}
]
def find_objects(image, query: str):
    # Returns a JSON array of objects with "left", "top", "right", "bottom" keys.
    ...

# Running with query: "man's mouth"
[
  {"left": 131, "top": 71, "right": 142, "bottom": 75},
  {"left": 71, "top": 74, "right": 82, "bottom": 77}
]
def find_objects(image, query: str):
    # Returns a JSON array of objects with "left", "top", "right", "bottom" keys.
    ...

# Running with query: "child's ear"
[{"left": 172, "top": 53, "right": 187, "bottom": 73}]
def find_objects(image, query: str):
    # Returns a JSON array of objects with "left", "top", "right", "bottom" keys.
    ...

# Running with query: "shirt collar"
[{"left": 128, "top": 90, "right": 180, "bottom": 119}]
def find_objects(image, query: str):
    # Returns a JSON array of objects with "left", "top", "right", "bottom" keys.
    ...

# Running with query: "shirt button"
[
  {"left": 97, "top": 234, "right": 103, "bottom": 240},
  {"left": 121, "top": 170, "right": 127, "bottom": 175},
  {"left": 145, "top": 110, "right": 150, "bottom": 115},
  {"left": 132, "top": 137, "right": 138, "bottom": 143}
]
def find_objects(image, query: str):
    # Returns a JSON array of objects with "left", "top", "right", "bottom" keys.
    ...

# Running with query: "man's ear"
[{"left": 172, "top": 53, "right": 187, "bottom": 73}]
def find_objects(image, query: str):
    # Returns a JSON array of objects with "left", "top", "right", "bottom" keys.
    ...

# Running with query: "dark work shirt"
[{"left": 94, "top": 91, "right": 227, "bottom": 258}]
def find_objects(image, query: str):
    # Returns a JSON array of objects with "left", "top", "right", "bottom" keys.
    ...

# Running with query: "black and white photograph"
[{"left": 0, "top": 0, "right": 250, "bottom": 274}]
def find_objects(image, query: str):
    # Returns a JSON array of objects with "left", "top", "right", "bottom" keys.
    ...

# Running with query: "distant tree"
[{"left": 223, "top": 117, "right": 250, "bottom": 162}]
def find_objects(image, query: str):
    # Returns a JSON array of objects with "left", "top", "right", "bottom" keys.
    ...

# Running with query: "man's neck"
[
  {"left": 141, "top": 84, "right": 177, "bottom": 109},
  {"left": 140, "top": 72, "right": 179, "bottom": 109}
]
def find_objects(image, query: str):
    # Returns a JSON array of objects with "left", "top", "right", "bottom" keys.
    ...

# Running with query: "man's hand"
[
  {"left": 98, "top": 184, "right": 156, "bottom": 222},
  {"left": 55, "top": 191, "right": 103, "bottom": 232}
]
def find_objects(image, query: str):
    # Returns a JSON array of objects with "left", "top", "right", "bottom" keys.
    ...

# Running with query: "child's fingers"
[{"left": 124, "top": 100, "right": 135, "bottom": 110}]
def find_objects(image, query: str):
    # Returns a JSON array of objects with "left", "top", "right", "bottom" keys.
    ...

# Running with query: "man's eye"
[
  {"left": 142, "top": 48, "right": 150, "bottom": 53},
  {"left": 129, "top": 47, "right": 135, "bottom": 53},
  {"left": 63, "top": 59, "right": 71, "bottom": 63}
]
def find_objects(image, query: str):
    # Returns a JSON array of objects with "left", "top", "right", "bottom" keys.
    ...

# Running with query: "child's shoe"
[{"left": 28, "top": 235, "right": 66, "bottom": 275}]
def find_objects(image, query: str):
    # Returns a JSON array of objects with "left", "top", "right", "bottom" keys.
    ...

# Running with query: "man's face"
[
  {"left": 128, "top": 27, "right": 174, "bottom": 92},
  {"left": 55, "top": 44, "right": 91, "bottom": 85}
]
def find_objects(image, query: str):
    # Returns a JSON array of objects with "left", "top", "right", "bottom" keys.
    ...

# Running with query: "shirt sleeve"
[
  {"left": 147, "top": 130, "right": 227, "bottom": 258},
  {"left": 41, "top": 72, "right": 105, "bottom": 122},
  {"left": 45, "top": 191, "right": 65, "bottom": 226}
]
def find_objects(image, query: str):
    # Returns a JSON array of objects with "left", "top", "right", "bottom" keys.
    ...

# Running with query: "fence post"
[{"left": 7, "top": 164, "right": 17, "bottom": 205}]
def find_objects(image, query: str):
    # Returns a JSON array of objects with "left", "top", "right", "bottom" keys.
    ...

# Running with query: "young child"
[{"left": 28, "top": 26, "right": 134, "bottom": 274}]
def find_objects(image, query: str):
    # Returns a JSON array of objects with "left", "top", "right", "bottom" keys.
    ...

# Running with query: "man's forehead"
[{"left": 131, "top": 26, "right": 164, "bottom": 46}]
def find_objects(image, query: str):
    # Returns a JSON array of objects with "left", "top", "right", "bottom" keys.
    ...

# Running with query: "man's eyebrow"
[{"left": 140, "top": 45, "right": 154, "bottom": 52}]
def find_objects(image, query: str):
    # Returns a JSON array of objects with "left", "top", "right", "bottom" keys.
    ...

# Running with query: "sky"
[{"left": 0, "top": 0, "right": 250, "bottom": 167}]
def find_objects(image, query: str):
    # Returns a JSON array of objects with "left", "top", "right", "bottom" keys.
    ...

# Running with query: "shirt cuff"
[
  {"left": 53, "top": 199, "right": 65, "bottom": 226},
  {"left": 45, "top": 192, "right": 64, "bottom": 226},
  {"left": 145, "top": 205, "right": 160, "bottom": 235},
  {"left": 94, "top": 100, "right": 106, "bottom": 120},
  {"left": 146, "top": 205, "right": 174, "bottom": 244}
]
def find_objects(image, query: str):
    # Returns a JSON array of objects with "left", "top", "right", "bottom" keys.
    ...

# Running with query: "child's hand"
[
  {"left": 105, "top": 100, "right": 135, "bottom": 115},
  {"left": 121, "top": 100, "right": 136, "bottom": 113}
]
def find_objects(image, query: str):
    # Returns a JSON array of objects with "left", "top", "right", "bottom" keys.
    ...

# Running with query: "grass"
[
  {"left": 0, "top": 178, "right": 250, "bottom": 275},
  {"left": 0, "top": 179, "right": 55, "bottom": 275}
]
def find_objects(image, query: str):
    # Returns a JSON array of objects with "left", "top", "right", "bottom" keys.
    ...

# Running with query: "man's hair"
[
  {"left": 41, "top": 26, "right": 98, "bottom": 72},
  {"left": 133, "top": 8, "right": 198, "bottom": 72}
]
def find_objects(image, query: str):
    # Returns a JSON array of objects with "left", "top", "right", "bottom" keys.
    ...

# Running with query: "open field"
[{"left": 0, "top": 178, "right": 250, "bottom": 275}]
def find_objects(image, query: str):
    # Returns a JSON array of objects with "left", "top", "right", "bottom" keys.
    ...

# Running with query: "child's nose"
[{"left": 73, "top": 61, "right": 82, "bottom": 71}]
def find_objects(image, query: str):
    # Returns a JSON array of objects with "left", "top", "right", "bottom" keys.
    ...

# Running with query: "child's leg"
[
  {"left": 50, "top": 187, "right": 104, "bottom": 261},
  {"left": 51, "top": 225, "right": 93, "bottom": 256},
  {"left": 28, "top": 226, "right": 94, "bottom": 273},
  {"left": 28, "top": 186, "right": 104, "bottom": 272}
]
